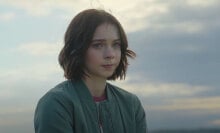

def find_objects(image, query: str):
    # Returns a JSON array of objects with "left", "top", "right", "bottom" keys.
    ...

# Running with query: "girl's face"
[{"left": 84, "top": 23, "right": 121, "bottom": 80}]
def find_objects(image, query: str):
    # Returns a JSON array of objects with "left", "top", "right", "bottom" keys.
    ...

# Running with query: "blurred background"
[{"left": 0, "top": 0, "right": 220, "bottom": 133}]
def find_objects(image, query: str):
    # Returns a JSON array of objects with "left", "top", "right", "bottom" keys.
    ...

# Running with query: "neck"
[{"left": 83, "top": 76, "right": 106, "bottom": 97}]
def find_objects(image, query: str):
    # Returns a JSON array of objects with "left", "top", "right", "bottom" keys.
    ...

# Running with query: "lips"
[{"left": 102, "top": 64, "right": 114, "bottom": 69}]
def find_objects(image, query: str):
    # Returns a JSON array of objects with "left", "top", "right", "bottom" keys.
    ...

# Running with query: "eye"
[
  {"left": 113, "top": 42, "right": 121, "bottom": 48},
  {"left": 91, "top": 43, "right": 104, "bottom": 49}
]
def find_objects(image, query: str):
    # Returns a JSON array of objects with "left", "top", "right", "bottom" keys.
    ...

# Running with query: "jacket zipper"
[{"left": 97, "top": 102, "right": 104, "bottom": 133}]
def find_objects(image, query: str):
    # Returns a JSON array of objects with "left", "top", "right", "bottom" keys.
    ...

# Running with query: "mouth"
[{"left": 102, "top": 64, "right": 114, "bottom": 69}]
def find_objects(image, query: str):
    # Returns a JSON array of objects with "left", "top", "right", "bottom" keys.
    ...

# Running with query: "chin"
[{"left": 103, "top": 74, "right": 114, "bottom": 79}]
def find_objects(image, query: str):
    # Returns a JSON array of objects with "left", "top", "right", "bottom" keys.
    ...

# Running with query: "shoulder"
[
  {"left": 43, "top": 80, "right": 82, "bottom": 100},
  {"left": 48, "top": 80, "right": 73, "bottom": 95},
  {"left": 40, "top": 80, "right": 72, "bottom": 101},
  {"left": 36, "top": 80, "right": 78, "bottom": 112},
  {"left": 34, "top": 81, "right": 76, "bottom": 131}
]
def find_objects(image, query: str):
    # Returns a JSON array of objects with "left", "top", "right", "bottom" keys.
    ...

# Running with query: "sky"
[{"left": 0, "top": 0, "right": 220, "bottom": 132}]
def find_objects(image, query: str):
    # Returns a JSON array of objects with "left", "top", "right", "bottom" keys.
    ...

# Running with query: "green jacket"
[{"left": 34, "top": 80, "right": 147, "bottom": 133}]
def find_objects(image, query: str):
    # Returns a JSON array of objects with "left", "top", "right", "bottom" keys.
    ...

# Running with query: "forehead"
[{"left": 92, "top": 23, "right": 119, "bottom": 40}]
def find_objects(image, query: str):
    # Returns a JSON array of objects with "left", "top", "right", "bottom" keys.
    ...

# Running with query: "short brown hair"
[{"left": 58, "top": 9, "right": 136, "bottom": 81}]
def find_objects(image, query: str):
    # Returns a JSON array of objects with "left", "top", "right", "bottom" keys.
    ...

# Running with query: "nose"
[{"left": 104, "top": 46, "right": 115, "bottom": 59}]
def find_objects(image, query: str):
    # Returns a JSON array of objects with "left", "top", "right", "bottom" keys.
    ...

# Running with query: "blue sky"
[{"left": 0, "top": 0, "right": 220, "bottom": 132}]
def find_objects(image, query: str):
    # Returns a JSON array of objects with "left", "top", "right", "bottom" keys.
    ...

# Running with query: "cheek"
[
  {"left": 86, "top": 55, "right": 97, "bottom": 63},
  {"left": 85, "top": 50, "right": 101, "bottom": 64},
  {"left": 117, "top": 50, "right": 121, "bottom": 60}
]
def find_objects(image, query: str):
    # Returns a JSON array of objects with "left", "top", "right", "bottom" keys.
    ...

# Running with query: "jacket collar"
[{"left": 71, "top": 79, "right": 114, "bottom": 103}]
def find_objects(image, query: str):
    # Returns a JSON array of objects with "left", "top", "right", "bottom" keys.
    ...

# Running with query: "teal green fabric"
[{"left": 34, "top": 80, "right": 147, "bottom": 133}]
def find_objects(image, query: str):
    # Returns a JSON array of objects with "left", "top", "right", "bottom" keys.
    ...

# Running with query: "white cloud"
[
  {"left": 0, "top": 12, "right": 15, "bottom": 21},
  {"left": 1, "top": 0, "right": 219, "bottom": 130},
  {"left": 150, "top": 96, "right": 220, "bottom": 113},
  {"left": 0, "top": 62, "right": 62, "bottom": 83},
  {"left": 186, "top": 0, "right": 219, "bottom": 7},
  {"left": 0, "top": 0, "right": 169, "bottom": 32},
  {"left": 0, "top": 0, "right": 94, "bottom": 16},
  {"left": 0, "top": 41, "right": 63, "bottom": 102},
  {"left": 1, "top": 0, "right": 64, "bottom": 16},
  {"left": 1, "top": 0, "right": 220, "bottom": 33},
  {"left": 17, "top": 41, "right": 62, "bottom": 56},
  {"left": 113, "top": 78, "right": 209, "bottom": 97},
  {"left": 112, "top": 78, "right": 219, "bottom": 115},
  {"left": 151, "top": 21, "right": 204, "bottom": 34},
  {"left": 0, "top": 64, "right": 62, "bottom": 106},
  {"left": 115, "top": 1, "right": 169, "bottom": 32}
]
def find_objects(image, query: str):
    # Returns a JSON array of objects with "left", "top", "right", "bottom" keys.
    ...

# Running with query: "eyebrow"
[{"left": 91, "top": 39, "right": 121, "bottom": 42}]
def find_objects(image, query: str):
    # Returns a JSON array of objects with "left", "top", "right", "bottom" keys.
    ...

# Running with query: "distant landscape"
[{"left": 149, "top": 128, "right": 220, "bottom": 133}]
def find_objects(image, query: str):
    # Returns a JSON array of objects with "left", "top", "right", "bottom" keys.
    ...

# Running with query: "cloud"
[
  {"left": 0, "top": 106, "right": 32, "bottom": 126},
  {"left": 4, "top": 0, "right": 218, "bottom": 33},
  {"left": 114, "top": 79, "right": 209, "bottom": 97},
  {"left": 1, "top": 0, "right": 220, "bottom": 33},
  {"left": 208, "top": 119, "right": 220, "bottom": 126},
  {"left": 126, "top": 1, "right": 220, "bottom": 85},
  {"left": 114, "top": 0, "right": 169, "bottom": 32},
  {"left": 1, "top": 0, "right": 68, "bottom": 16},
  {"left": 1, "top": 0, "right": 220, "bottom": 131},
  {"left": 0, "top": 0, "right": 101, "bottom": 16},
  {"left": 114, "top": 78, "right": 220, "bottom": 129},
  {"left": 0, "top": 12, "right": 15, "bottom": 21},
  {"left": 17, "top": 41, "right": 62, "bottom": 56},
  {"left": 113, "top": 76, "right": 219, "bottom": 115},
  {"left": 150, "top": 21, "right": 204, "bottom": 34},
  {"left": 0, "top": 0, "right": 169, "bottom": 32},
  {"left": 0, "top": 41, "right": 63, "bottom": 109},
  {"left": 0, "top": 43, "right": 63, "bottom": 101},
  {"left": 150, "top": 97, "right": 220, "bottom": 113},
  {"left": 186, "top": 0, "right": 219, "bottom": 7},
  {"left": 0, "top": 61, "right": 62, "bottom": 85},
  {"left": 136, "top": 0, "right": 220, "bottom": 34}
]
